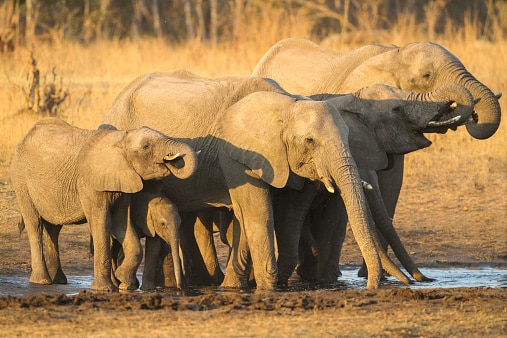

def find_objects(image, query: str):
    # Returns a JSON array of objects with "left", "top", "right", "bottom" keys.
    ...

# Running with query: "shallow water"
[{"left": 0, "top": 265, "right": 505, "bottom": 297}]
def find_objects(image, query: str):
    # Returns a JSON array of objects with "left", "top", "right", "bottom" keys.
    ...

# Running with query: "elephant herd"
[{"left": 11, "top": 38, "right": 501, "bottom": 292}]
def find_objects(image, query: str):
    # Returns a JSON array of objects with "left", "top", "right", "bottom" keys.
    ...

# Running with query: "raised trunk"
[
  {"left": 462, "top": 79, "right": 502, "bottom": 139},
  {"left": 163, "top": 141, "right": 198, "bottom": 180}
]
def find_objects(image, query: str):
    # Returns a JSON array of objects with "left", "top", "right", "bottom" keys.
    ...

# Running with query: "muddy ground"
[{"left": 0, "top": 160, "right": 505, "bottom": 337}]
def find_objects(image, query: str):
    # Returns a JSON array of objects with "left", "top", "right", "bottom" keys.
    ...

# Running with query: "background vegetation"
[{"left": 0, "top": 0, "right": 505, "bottom": 182}]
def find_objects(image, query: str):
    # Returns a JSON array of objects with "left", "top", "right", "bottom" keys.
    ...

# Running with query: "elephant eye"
[
  {"left": 392, "top": 106, "right": 403, "bottom": 114},
  {"left": 142, "top": 143, "right": 151, "bottom": 150},
  {"left": 305, "top": 137, "right": 314, "bottom": 144},
  {"left": 422, "top": 72, "right": 431, "bottom": 79}
]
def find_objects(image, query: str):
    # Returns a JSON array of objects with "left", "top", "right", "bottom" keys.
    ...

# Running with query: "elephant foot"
[
  {"left": 51, "top": 269, "right": 68, "bottom": 284},
  {"left": 29, "top": 273, "right": 52, "bottom": 285},
  {"left": 412, "top": 271, "right": 435, "bottom": 282},
  {"left": 221, "top": 273, "right": 248, "bottom": 289},
  {"left": 91, "top": 280, "right": 117, "bottom": 292},
  {"left": 296, "top": 264, "right": 318, "bottom": 283},
  {"left": 119, "top": 280, "right": 140, "bottom": 291},
  {"left": 357, "top": 264, "right": 368, "bottom": 278}
]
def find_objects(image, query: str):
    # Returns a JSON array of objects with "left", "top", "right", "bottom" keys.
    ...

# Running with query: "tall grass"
[{"left": 0, "top": 4, "right": 505, "bottom": 182}]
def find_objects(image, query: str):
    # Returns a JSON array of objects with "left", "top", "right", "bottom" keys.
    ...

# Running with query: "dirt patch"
[{"left": 0, "top": 160, "right": 505, "bottom": 337}]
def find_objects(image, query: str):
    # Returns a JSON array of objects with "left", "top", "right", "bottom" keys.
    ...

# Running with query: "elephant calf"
[
  {"left": 11, "top": 117, "right": 198, "bottom": 291},
  {"left": 111, "top": 192, "right": 184, "bottom": 290}
]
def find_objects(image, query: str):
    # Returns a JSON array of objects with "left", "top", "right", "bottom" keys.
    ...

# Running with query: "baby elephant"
[
  {"left": 113, "top": 192, "right": 184, "bottom": 290},
  {"left": 11, "top": 117, "right": 198, "bottom": 291}
]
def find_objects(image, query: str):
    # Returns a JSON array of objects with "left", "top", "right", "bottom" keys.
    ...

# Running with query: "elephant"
[
  {"left": 192, "top": 83, "right": 474, "bottom": 286},
  {"left": 122, "top": 191, "right": 184, "bottom": 291},
  {"left": 10, "top": 117, "right": 198, "bottom": 291},
  {"left": 99, "top": 69, "right": 408, "bottom": 290},
  {"left": 252, "top": 38, "right": 501, "bottom": 280}
]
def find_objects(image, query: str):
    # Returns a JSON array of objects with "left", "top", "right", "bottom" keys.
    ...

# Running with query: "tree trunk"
[
  {"left": 183, "top": 0, "right": 194, "bottom": 41},
  {"left": 97, "top": 0, "right": 111, "bottom": 39},
  {"left": 195, "top": 0, "right": 205, "bottom": 41},
  {"left": 210, "top": 0, "right": 217, "bottom": 46},
  {"left": 151, "top": 0, "right": 162, "bottom": 38}
]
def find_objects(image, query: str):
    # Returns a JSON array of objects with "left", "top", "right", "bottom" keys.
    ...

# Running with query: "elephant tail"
[{"left": 17, "top": 216, "right": 25, "bottom": 237}]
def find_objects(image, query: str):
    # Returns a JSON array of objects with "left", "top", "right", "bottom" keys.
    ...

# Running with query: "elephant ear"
[
  {"left": 339, "top": 110, "right": 389, "bottom": 171},
  {"left": 78, "top": 129, "right": 144, "bottom": 193},
  {"left": 217, "top": 91, "right": 295, "bottom": 189},
  {"left": 131, "top": 193, "right": 157, "bottom": 237}
]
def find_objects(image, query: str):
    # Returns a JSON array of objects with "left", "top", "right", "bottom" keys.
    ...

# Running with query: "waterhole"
[{"left": 0, "top": 265, "right": 505, "bottom": 297}]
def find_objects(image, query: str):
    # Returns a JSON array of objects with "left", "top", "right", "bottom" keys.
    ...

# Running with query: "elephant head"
[
  {"left": 315, "top": 83, "right": 475, "bottom": 170},
  {"left": 79, "top": 127, "right": 198, "bottom": 193},
  {"left": 343, "top": 41, "right": 501, "bottom": 140},
  {"left": 218, "top": 91, "right": 407, "bottom": 289}
]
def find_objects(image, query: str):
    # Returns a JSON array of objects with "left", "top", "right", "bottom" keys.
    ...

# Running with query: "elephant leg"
[
  {"left": 296, "top": 215, "right": 319, "bottom": 282},
  {"left": 312, "top": 194, "right": 347, "bottom": 284},
  {"left": 20, "top": 206, "right": 52, "bottom": 285},
  {"left": 273, "top": 183, "right": 317, "bottom": 286},
  {"left": 80, "top": 197, "right": 116, "bottom": 291},
  {"left": 194, "top": 210, "right": 224, "bottom": 285},
  {"left": 141, "top": 236, "right": 161, "bottom": 291},
  {"left": 376, "top": 154, "right": 404, "bottom": 218},
  {"left": 110, "top": 196, "right": 142, "bottom": 291},
  {"left": 179, "top": 212, "right": 212, "bottom": 286},
  {"left": 221, "top": 215, "right": 251, "bottom": 288},
  {"left": 110, "top": 237, "right": 121, "bottom": 288},
  {"left": 222, "top": 159, "right": 277, "bottom": 289},
  {"left": 42, "top": 222, "right": 67, "bottom": 284}
]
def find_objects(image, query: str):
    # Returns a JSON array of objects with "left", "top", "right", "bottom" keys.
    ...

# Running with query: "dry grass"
[{"left": 0, "top": 6, "right": 505, "bottom": 183}]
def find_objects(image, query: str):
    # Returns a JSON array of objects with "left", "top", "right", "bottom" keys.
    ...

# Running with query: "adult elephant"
[
  {"left": 100, "top": 69, "right": 406, "bottom": 289},
  {"left": 252, "top": 38, "right": 501, "bottom": 280}
]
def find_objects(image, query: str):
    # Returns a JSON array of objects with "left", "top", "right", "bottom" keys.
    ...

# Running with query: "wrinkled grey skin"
[
  {"left": 129, "top": 192, "right": 183, "bottom": 290},
  {"left": 193, "top": 83, "right": 474, "bottom": 286},
  {"left": 253, "top": 38, "right": 501, "bottom": 281},
  {"left": 11, "top": 117, "right": 197, "bottom": 291},
  {"left": 99, "top": 70, "right": 406, "bottom": 290}
]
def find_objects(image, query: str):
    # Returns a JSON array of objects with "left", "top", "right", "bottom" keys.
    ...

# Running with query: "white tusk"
[
  {"left": 361, "top": 180, "right": 373, "bottom": 190},
  {"left": 326, "top": 185, "right": 335, "bottom": 194},
  {"left": 427, "top": 115, "right": 461, "bottom": 127},
  {"left": 196, "top": 150, "right": 202, "bottom": 156},
  {"left": 449, "top": 101, "right": 458, "bottom": 109},
  {"left": 163, "top": 153, "right": 181, "bottom": 161}
]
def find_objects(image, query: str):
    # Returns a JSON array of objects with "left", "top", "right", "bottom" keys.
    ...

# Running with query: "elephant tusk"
[
  {"left": 163, "top": 153, "right": 181, "bottom": 161},
  {"left": 321, "top": 177, "right": 335, "bottom": 193},
  {"left": 427, "top": 115, "right": 461, "bottom": 127},
  {"left": 361, "top": 180, "right": 373, "bottom": 190},
  {"left": 449, "top": 101, "right": 458, "bottom": 109}
]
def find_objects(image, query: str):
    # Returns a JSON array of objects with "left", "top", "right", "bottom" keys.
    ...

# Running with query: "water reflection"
[{"left": 1, "top": 265, "right": 505, "bottom": 297}]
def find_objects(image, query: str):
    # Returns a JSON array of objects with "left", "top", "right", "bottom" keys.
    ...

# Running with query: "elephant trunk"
[
  {"left": 170, "top": 237, "right": 184, "bottom": 289},
  {"left": 327, "top": 157, "right": 383, "bottom": 289},
  {"left": 408, "top": 84, "right": 474, "bottom": 131},
  {"left": 460, "top": 77, "right": 502, "bottom": 139},
  {"left": 163, "top": 140, "right": 199, "bottom": 180}
]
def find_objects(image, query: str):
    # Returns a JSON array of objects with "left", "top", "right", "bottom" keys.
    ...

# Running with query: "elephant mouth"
[
  {"left": 162, "top": 153, "right": 185, "bottom": 169},
  {"left": 422, "top": 101, "right": 465, "bottom": 133}
]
